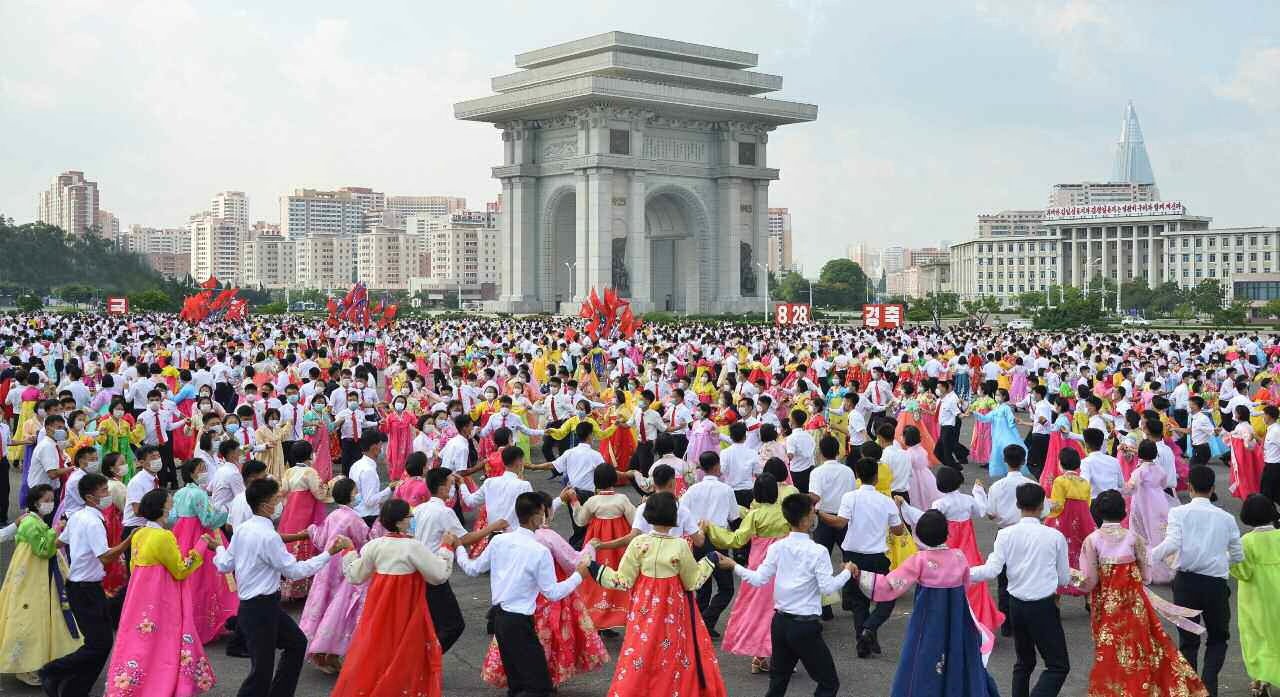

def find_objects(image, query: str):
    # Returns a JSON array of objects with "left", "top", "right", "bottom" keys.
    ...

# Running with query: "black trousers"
[
  {"left": 813, "top": 518, "right": 842, "bottom": 554},
  {"left": 1261, "top": 461, "right": 1280, "bottom": 506},
  {"left": 672, "top": 433, "right": 689, "bottom": 460},
  {"left": 426, "top": 580, "right": 466, "bottom": 654},
  {"left": 629, "top": 440, "right": 655, "bottom": 476},
  {"left": 1172, "top": 571, "right": 1231, "bottom": 697},
  {"left": 996, "top": 569, "right": 1010, "bottom": 626},
  {"left": 1025, "top": 433, "right": 1050, "bottom": 480},
  {"left": 766, "top": 612, "right": 839, "bottom": 697},
  {"left": 0, "top": 455, "right": 10, "bottom": 522},
  {"left": 1173, "top": 408, "right": 1189, "bottom": 429},
  {"left": 694, "top": 538, "right": 735, "bottom": 630},
  {"left": 281, "top": 440, "right": 298, "bottom": 467},
  {"left": 157, "top": 439, "right": 177, "bottom": 487},
  {"left": 237, "top": 593, "right": 308, "bottom": 697},
  {"left": 540, "top": 420, "right": 566, "bottom": 462},
  {"left": 215, "top": 382, "right": 238, "bottom": 415},
  {"left": 840, "top": 551, "right": 893, "bottom": 635},
  {"left": 1008, "top": 595, "right": 1069, "bottom": 697},
  {"left": 339, "top": 438, "right": 360, "bottom": 475},
  {"left": 493, "top": 608, "right": 553, "bottom": 697},
  {"left": 1191, "top": 443, "right": 1211, "bottom": 466},
  {"left": 42, "top": 581, "right": 112, "bottom": 697},
  {"left": 791, "top": 467, "right": 811, "bottom": 494},
  {"left": 567, "top": 488, "right": 594, "bottom": 549},
  {"left": 936, "top": 423, "right": 961, "bottom": 468}
]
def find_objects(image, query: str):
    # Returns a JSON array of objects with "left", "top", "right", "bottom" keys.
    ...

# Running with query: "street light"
[
  {"left": 563, "top": 261, "right": 576, "bottom": 302},
  {"left": 756, "top": 262, "right": 769, "bottom": 324}
]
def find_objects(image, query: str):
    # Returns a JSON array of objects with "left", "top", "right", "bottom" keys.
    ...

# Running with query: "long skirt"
[
  {"left": 888, "top": 584, "right": 998, "bottom": 697},
  {"left": 299, "top": 551, "right": 367, "bottom": 660},
  {"left": 1086, "top": 561, "right": 1208, "bottom": 696},
  {"left": 330, "top": 572, "right": 442, "bottom": 697},
  {"left": 947, "top": 520, "right": 1005, "bottom": 639},
  {"left": 481, "top": 566, "right": 609, "bottom": 688},
  {"left": 105, "top": 564, "right": 217, "bottom": 697},
  {"left": 172, "top": 518, "right": 237, "bottom": 644},
  {"left": 279, "top": 490, "right": 326, "bottom": 600},
  {"left": 103, "top": 504, "right": 128, "bottom": 597},
  {"left": 1045, "top": 499, "right": 1095, "bottom": 597},
  {"left": 969, "top": 418, "right": 992, "bottom": 464},
  {"left": 0, "top": 546, "right": 82, "bottom": 673},
  {"left": 722, "top": 536, "right": 780, "bottom": 657},
  {"left": 605, "top": 575, "right": 728, "bottom": 697},
  {"left": 1040, "top": 432, "right": 1084, "bottom": 495},
  {"left": 1228, "top": 439, "right": 1264, "bottom": 500},
  {"left": 579, "top": 516, "right": 632, "bottom": 630},
  {"left": 602, "top": 427, "right": 637, "bottom": 472}
]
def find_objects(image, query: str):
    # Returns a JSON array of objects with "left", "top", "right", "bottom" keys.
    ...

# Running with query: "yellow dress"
[
  {"left": 546, "top": 416, "right": 618, "bottom": 442},
  {"left": 1046, "top": 472, "right": 1091, "bottom": 519},
  {"left": 7, "top": 399, "right": 35, "bottom": 462},
  {"left": 256, "top": 422, "right": 292, "bottom": 481},
  {"left": 598, "top": 533, "right": 715, "bottom": 592},
  {"left": 0, "top": 516, "right": 83, "bottom": 672}
]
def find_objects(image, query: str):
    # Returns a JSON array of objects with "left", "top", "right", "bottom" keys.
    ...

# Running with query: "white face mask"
[
  {"left": 272, "top": 501, "right": 284, "bottom": 520},
  {"left": 37, "top": 501, "right": 54, "bottom": 515},
  {"left": 147, "top": 459, "right": 163, "bottom": 473},
  {"left": 85, "top": 460, "right": 101, "bottom": 474},
  {"left": 196, "top": 470, "right": 210, "bottom": 487},
  {"left": 267, "top": 419, "right": 279, "bottom": 428},
  {"left": 96, "top": 496, "right": 113, "bottom": 511}
]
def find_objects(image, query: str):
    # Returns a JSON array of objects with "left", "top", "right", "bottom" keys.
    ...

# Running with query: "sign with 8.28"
[{"left": 774, "top": 303, "right": 811, "bottom": 326}]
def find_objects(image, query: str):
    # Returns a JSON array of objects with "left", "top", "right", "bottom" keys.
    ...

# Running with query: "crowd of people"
[{"left": 0, "top": 311, "right": 1277, "bottom": 697}]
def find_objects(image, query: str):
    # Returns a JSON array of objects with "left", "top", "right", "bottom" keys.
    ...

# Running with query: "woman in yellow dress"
[
  {"left": 0, "top": 484, "right": 83, "bottom": 686},
  {"left": 254, "top": 407, "right": 292, "bottom": 481},
  {"left": 97, "top": 399, "right": 145, "bottom": 480}
]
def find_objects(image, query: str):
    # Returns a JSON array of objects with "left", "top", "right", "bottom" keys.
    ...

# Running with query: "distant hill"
[{"left": 0, "top": 219, "right": 178, "bottom": 295}]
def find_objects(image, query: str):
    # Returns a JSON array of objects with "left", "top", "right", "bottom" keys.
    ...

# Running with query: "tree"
[
  {"left": 1148, "top": 281, "right": 1185, "bottom": 317},
  {"left": 1262, "top": 298, "right": 1280, "bottom": 322},
  {"left": 819, "top": 259, "right": 867, "bottom": 289},
  {"left": 128, "top": 288, "right": 174, "bottom": 312},
  {"left": 1189, "top": 279, "right": 1224, "bottom": 314},
  {"left": 16, "top": 293, "right": 41, "bottom": 312},
  {"left": 1015, "top": 291, "right": 1047, "bottom": 314},
  {"left": 1172, "top": 303, "right": 1195, "bottom": 325},
  {"left": 962, "top": 296, "right": 1001, "bottom": 325},
  {"left": 776, "top": 271, "right": 808, "bottom": 303},
  {"left": 1119, "top": 279, "right": 1155, "bottom": 315},
  {"left": 922, "top": 291, "right": 959, "bottom": 320},
  {"left": 1213, "top": 300, "right": 1250, "bottom": 326},
  {"left": 54, "top": 284, "right": 95, "bottom": 305}
]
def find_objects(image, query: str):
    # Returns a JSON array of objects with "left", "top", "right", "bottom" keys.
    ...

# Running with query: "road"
[{"left": 0, "top": 419, "right": 1254, "bottom": 697}]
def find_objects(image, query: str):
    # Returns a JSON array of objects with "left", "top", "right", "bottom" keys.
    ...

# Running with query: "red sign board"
[
  {"left": 862, "top": 303, "right": 903, "bottom": 329},
  {"left": 106, "top": 296, "right": 129, "bottom": 315},
  {"left": 774, "top": 303, "right": 811, "bottom": 326}
]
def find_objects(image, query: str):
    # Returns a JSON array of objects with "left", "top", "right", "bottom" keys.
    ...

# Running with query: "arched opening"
[
  {"left": 551, "top": 192, "right": 576, "bottom": 303},
  {"left": 645, "top": 192, "right": 692, "bottom": 312}
]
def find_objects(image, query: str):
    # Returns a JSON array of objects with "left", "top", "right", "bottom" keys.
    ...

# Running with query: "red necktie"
[
  {"left": 639, "top": 411, "right": 648, "bottom": 442},
  {"left": 154, "top": 413, "right": 166, "bottom": 445},
  {"left": 550, "top": 397, "right": 558, "bottom": 421}
]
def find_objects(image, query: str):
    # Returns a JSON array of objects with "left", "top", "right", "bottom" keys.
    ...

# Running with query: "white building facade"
[
  {"left": 188, "top": 214, "right": 242, "bottom": 285},
  {"left": 37, "top": 171, "right": 100, "bottom": 236}
]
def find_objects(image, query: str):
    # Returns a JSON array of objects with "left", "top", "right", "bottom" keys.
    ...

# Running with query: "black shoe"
[
  {"left": 856, "top": 631, "right": 872, "bottom": 659},
  {"left": 870, "top": 633, "right": 882, "bottom": 655},
  {"left": 600, "top": 628, "right": 620, "bottom": 638},
  {"left": 226, "top": 644, "right": 251, "bottom": 658},
  {"left": 38, "top": 668, "right": 62, "bottom": 697}
]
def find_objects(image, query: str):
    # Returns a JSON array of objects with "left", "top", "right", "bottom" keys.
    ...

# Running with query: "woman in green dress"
[{"left": 1231, "top": 494, "right": 1280, "bottom": 697}]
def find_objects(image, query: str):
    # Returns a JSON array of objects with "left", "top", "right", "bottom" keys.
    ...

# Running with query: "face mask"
[
  {"left": 272, "top": 501, "right": 284, "bottom": 520},
  {"left": 394, "top": 403, "right": 406, "bottom": 412},
  {"left": 149, "top": 402, "right": 161, "bottom": 411},
  {"left": 351, "top": 494, "right": 363, "bottom": 509},
  {"left": 208, "top": 424, "right": 222, "bottom": 433},
  {"left": 85, "top": 460, "right": 101, "bottom": 474},
  {"left": 147, "top": 459, "right": 162, "bottom": 473},
  {"left": 576, "top": 409, "right": 587, "bottom": 418},
  {"left": 196, "top": 471, "right": 210, "bottom": 487},
  {"left": 639, "top": 400, "right": 649, "bottom": 409},
  {"left": 226, "top": 423, "right": 240, "bottom": 434},
  {"left": 449, "top": 410, "right": 461, "bottom": 417},
  {"left": 267, "top": 419, "right": 279, "bottom": 428},
  {"left": 315, "top": 403, "right": 327, "bottom": 411},
  {"left": 287, "top": 395, "right": 299, "bottom": 404},
  {"left": 499, "top": 407, "right": 510, "bottom": 416},
  {"left": 52, "top": 428, "right": 68, "bottom": 442},
  {"left": 113, "top": 409, "right": 125, "bottom": 418},
  {"left": 166, "top": 507, "right": 179, "bottom": 526},
  {"left": 37, "top": 501, "right": 54, "bottom": 516},
  {"left": 405, "top": 517, "right": 417, "bottom": 535},
  {"left": 96, "top": 496, "right": 113, "bottom": 511}
]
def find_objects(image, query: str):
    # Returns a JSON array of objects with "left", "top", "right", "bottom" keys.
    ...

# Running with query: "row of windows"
[
  {"left": 1234, "top": 281, "right": 1280, "bottom": 301},
  {"left": 1172, "top": 252, "right": 1272, "bottom": 263}
]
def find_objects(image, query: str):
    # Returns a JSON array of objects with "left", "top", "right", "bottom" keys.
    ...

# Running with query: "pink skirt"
[
  {"left": 279, "top": 490, "right": 326, "bottom": 601},
  {"left": 1046, "top": 499, "right": 1095, "bottom": 596},
  {"left": 969, "top": 420, "right": 992, "bottom": 463},
  {"left": 106, "top": 564, "right": 217, "bottom": 697},
  {"left": 1040, "top": 433, "right": 1084, "bottom": 495},
  {"left": 172, "top": 518, "right": 237, "bottom": 645},
  {"left": 722, "top": 536, "right": 780, "bottom": 657},
  {"left": 299, "top": 550, "right": 367, "bottom": 659}
]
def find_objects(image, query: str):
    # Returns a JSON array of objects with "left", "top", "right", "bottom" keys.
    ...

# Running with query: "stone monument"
[{"left": 455, "top": 31, "right": 817, "bottom": 314}]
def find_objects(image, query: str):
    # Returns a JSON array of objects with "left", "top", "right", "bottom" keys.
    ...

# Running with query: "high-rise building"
[
  {"left": 881, "top": 245, "right": 906, "bottom": 274},
  {"left": 37, "top": 171, "right": 100, "bottom": 236},
  {"left": 280, "top": 187, "right": 383, "bottom": 238},
  {"left": 767, "top": 207, "right": 793, "bottom": 273},
  {"left": 410, "top": 214, "right": 501, "bottom": 299},
  {"left": 122, "top": 225, "right": 190, "bottom": 256},
  {"left": 188, "top": 214, "right": 242, "bottom": 285},
  {"left": 905, "top": 247, "right": 949, "bottom": 267},
  {"left": 1047, "top": 182, "right": 1158, "bottom": 207},
  {"left": 211, "top": 191, "right": 249, "bottom": 231},
  {"left": 242, "top": 222, "right": 293, "bottom": 289},
  {"left": 1112, "top": 101, "right": 1155, "bottom": 186},
  {"left": 146, "top": 252, "right": 191, "bottom": 280},
  {"left": 293, "top": 234, "right": 353, "bottom": 290},
  {"left": 976, "top": 210, "right": 1046, "bottom": 238},
  {"left": 356, "top": 230, "right": 423, "bottom": 291},
  {"left": 95, "top": 210, "right": 120, "bottom": 245},
  {"left": 846, "top": 242, "right": 879, "bottom": 275}
]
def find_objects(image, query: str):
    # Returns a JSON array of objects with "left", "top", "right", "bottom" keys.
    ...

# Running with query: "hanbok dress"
[
  {"left": 596, "top": 533, "right": 726, "bottom": 697},
  {"left": 299, "top": 505, "right": 371, "bottom": 664},
  {"left": 330, "top": 535, "right": 452, "bottom": 697},
  {"left": 255, "top": 420, "right": 291, "bottom": 482},
  {"left": 170, "top": 483, "right": 235, "bottom": 644},
  {"left": 895, "top": 399, "right": 940, "bottom": 465},
  {"left": 103, "top": 478, "right": 129, "bottom": 597},
  {"left": 105, "top": 525, "right": 216, "bottom": 697},
  {"left": 480, "top": 527, "right": 609, "bottom": 689},
  {"left": 600, "top": 402, "right": 637, "bottom": 472},
  {"left": 968, "top": 397, "right": 996, "bottom": 464},
  {"left": 574, "top": 490, "right": 636, "bottom": 631},
  {"left": 857, "top": 546, "right": 999, "bottom": 697},
  {"left": 902, "top": 490, "right": 1005, "bottom": 641},
  {"left": 301, "top": 408, "right": 336, "bottom": 481},
  {"left": 1009, "top": 364, "right": 1029, "bottom": 405},
  {"left": 1124, "top": 461, "right": 1177, "bottom": 584},
  {"left": 1227, "top": 422, "right": 1264, "bottom": 499},
  {"left": 1230, "top": 525, "right": 1280, "bottom": 689},
  {"left": 394, "top": 475, "right": 430, "bottom": 508},
  {"left": 1044, "top": 472, "right": 1094, "bottom": 596},
  {"left": 906, "top": 444, "right": 942, "bottom": 510},
  {"left": 684, "top": 417, "right": 723, "bottom": 470},
  {"left": 974, "top": 401, "right": 1023, "bottom": 478},
  {"left": 278, "top": 465, "right": 331, "bottom": 600},
  {"left": 1040, "top": 415, "right": 1085, "bottom": 495},
  {"left": 379, "top": 409, "right": 416, "bottom": 480},
  {"left": 96, "top": 415, "right": 144, "bottom": 481},
  {"left": 707, "top": 499, "right": 790, "bottom": 658},
  {"left": 1075, "top": 524, "right": 1208, "bottom": 696},
  {"left": 0, "top": 516, "right": 83, "bottom": 677}
]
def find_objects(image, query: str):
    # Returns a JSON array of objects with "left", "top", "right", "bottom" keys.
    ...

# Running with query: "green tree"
[
  {"left": 1172, "top": 303, "right": 1195, "bottom": 325},
  {"left": 818, "top": 259, "right": 867, "bottom": 288},
  {"left": 1147, "top": 281, "right": 1185, "bottom": 317},
  {"left": 1119, "top": 279, "right": 1154, "bottom": 314},
  {"left": 1016, "top": 291, "right": 1047, "bottom": 314},
  {"left": 962, "top": 296, "right": 1001, "bottom": 325},
  {"left": 1189, "top": 279, "right": 1224, "bottom": 314},
  {"left": 16, "top": 293, "right": 42, "bottom": 312},
  {"left": 776, "top": 271, "right": 808, "bottom": 303},
  {"left": 128, "top": 288, "right": 174, "bottom": 312},
  {"left": 1262, "top": 298, "right": 1280, "bottom": 321},
  {"left": 1213, "top": 300, "right": 1250, "bottom": 326},
  {"left": 54, "top": 283, "right": 95, "bottom": 305}
]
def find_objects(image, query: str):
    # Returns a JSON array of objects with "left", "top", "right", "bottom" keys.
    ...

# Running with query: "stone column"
[
  {"left": 1131, "top": 229, "right": 1140, "bottom": 287},
  {"left": 1100, "top": 230, "right": 1110, "bottom": 288},
  {"left": 628, "top": 172, "right": 650, "bottom": 305},
  {"left": 1148, "top": 230, "right": 1158, "bottom": 287},
  {"left": 574, "top": 171, "right": 589, "bottom": 303},
  {"left": 717, "top": 178, "right": 737, "bottom": 303},
  {"left": 587, "top": 168, "right": 613, "bottom": 295},
  {"left": 1070, "top": 229, "right": 1081, "bottom": 288},
  {"left": 1056, "top": 230, "right": 1065, "bottom": 294},
  {"left": 753, "top": 180, "right": 769, "bottom": 299}
]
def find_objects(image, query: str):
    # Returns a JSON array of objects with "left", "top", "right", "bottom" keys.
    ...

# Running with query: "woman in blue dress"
[{"left": 973, "top": 387, "right": 1024, "bottom": 479}]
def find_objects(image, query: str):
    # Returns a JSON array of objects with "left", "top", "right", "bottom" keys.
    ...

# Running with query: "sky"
[{"left": 3, "top": 0, "right": 1278, "bottom": 274}]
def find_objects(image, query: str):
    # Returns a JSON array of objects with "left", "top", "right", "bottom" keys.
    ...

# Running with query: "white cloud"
[
  {"left": 973, "top": 0, "right": 1128, "bottom": 85},
  {"left": 1216, "top": 46, "right": 1280, "bottom": 112}
]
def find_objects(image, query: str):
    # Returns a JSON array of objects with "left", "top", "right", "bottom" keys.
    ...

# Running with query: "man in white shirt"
[
  {"left": 719, "top": 493, "right": 852, "bottom": 697},
  {"left": 1147, "top": 466, "right": 1243, "bottom": 696},
  {"left": 935, "top": 379, "right": 967, "bottom": 468},
  {"left": 877, "top": 424, "right": 912, "bottom": 499},
  {"left": 122, "top": 445, "right": 162, "bottom": 543},
  {"left": 1187, "top": 396, "right": 1218, "bottom": 465},
  {"left": 663, "top": 389, "right": 693, "bottom": 458},
  {"left": 981, "top": 445, "right": 1039, "bottom": 634},
  {"left": 684, "top": 453, "right": 740, "bottom": 635},
  {"left": 334, "top": 388, "right": 368, "bottom": 473},
  {"left": 349, "top": 431, "right": 395, "bottom": 526},
  {"left": 1262, "top": 405, "right": 1280, "bottom": 504},
  {"left": 1079, "top": 428, "right": 1123, "bottom": 502},
  {"left": 970, "top": 483, "right": 1071, "bottom": 697},
  {"left": 1025, "top": 385, "right": 1054, "bottom": 476},
  {"left": 819, "top": 458, "right": 907, "bottom": 657},
  {"left": 860, "top": 367, "right": 892, "bottom": 427},
  {"left": 462, "top": 447, "right": 533, "bottom": 534},
  {"left": 438, "top": 414, "right": 477, "bottom": 475},
  {"left": 226, "top": 460, "right": 267, "bottom": 532},
  {"left": 719, "top": 422, "right": 757, "bottom": 508},
  {"left": 630, "top": 389, "right": 666, "bottom": 471},
  {"left": 454, "top": 492, "right": 588, "bottom": 697},
  {"left": 211, "top": 478, "right": 350, "bottom": 697},
  {"left": 28, "top": 414, "right": 73, "bottom": 495},
  {"left": 785, "top": 409, "right": 817, "bottom": 492},
  {"left": 540, "top": 421, "right": 605, "bottom": 548},
  {"left": 807, "top": 435, "right": 855, "bottom": 555}
]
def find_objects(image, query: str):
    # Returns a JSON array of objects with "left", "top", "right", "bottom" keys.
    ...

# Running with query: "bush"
[
  {"left": 257, "top": 302, "right": 287, "bottom": 315},
  {"left": 16, "top": 293, "right": 42, "bottom": 312}
]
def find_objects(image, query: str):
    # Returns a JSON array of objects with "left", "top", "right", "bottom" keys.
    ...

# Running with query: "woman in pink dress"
[
  {"left": 299, "top": 477, "right": 371, "bottom": 674},
  {"left": 379, "top": 396, "right": 416, "bottom": 480},
  {"left": 1008, "top": 357, "right": 1029, "bottom": 405},
  {"left": 1123, "top": 440, "right": 1177, "bottom": 583},
  {"left": 169, "top": 459, "right": 236, "bottom": 645},
  {"left": 904, "top": 427, "right": 942, "bottom": 509},
  {"left": 279, "top": 441, "right": 332, "bottom": 601},
  {"left": 1040, "top": 404, "right": 1085, "bottom": 495},
  {"left": 394, "top": 452, "right": 431, "bottom": 508},
  {"left": 106, "top": 488, "right": 216, "bottom": 697},
  {"left": 684, "top": 402, "right": 721, "bottom": 470},
  {"left": 705, "top": 474, "right": 790, "bottom": 674},
  {"left": 968, "top": 392, "right": 997, "bottom": 465},
  {"left": 1043, "top": 449, "right": 1095, "bottom": 597},
  {"left": 1227, "top": 404, "right": 1264, "bottom": 499},
  {"left": 301, "top": 395, "right": 335, "bottom": 481}
]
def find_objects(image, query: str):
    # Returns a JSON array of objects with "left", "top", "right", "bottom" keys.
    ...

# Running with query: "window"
[
  {"left": 1251, "top": 253, "right": 1258, "bottom": 261},
  {"left": 1195, "top": 237, "right": 1202, "bottom": 247},
  {"left": 1182, "top": 254, "right": 1190, "bottom": 262},
  {"left": 1209, "top": 254, "right": 1216, "bottom": 262},
  {"left": 738, "top": 142, "right": 757, "bottom": 166},
  {"left": 608, "top": 129, "right": 630, "bottom": 155},
  {"left": 1250, "top": 236, "right": 1258, "bottom": 246},
  {"left": 1238, "top": 253, "right": 1246, "bottom": 262},
  {"left": 1181, "top": 238, "right": 1189, "bottom": 248},
  {"left": 1195, "top": 254, "right": 1203, "bottom": 262}
]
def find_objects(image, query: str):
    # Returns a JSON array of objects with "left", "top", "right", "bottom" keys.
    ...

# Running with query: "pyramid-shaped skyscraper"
[{"left": 1111, "top": 101, "right": 1155, "bottom": 185}]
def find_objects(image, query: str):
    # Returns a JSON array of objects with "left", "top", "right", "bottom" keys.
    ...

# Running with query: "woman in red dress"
[
  {"left": 599, "top": 386, "right": 637, "bottom": 473},
  {"left": 572, "top": 465, "right": 636, "bottom": 631},
  {"left": 330, "top": 499, "right": 453, "bottom": 697}
]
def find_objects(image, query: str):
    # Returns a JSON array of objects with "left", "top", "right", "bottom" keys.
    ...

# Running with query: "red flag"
[{"left": 200, "top": 276, "right": 219, "bottom": 290}]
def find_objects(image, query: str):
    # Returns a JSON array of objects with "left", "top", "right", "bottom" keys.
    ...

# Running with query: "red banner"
[
  {"left": 106, "top": 296, "right": 129, "bottom": 315},
  {"left": 774, "top": 303, "right": 812, "bottom": 326},
  {"left": 862, "top": 303, "right": 904, "bottom": 329}
]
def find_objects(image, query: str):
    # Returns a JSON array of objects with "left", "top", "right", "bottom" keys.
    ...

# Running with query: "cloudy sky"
[{"left": 3, "top": 0, "right": 1277, "bottom": 273}]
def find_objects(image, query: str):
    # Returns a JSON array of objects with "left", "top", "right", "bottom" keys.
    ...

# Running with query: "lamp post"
[
  {"left": 756, "top": 262, "right": 769, "bottom": 324},
  {"left": 806, "top": 279, "right": 814, "bottom": 309},
  {"left": 563, "top": 261, "right": 576, "bottom": 303}
]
